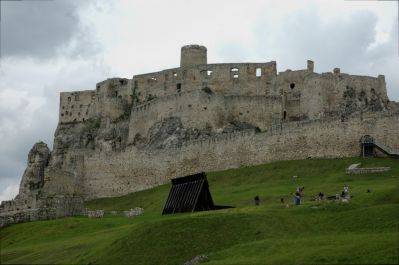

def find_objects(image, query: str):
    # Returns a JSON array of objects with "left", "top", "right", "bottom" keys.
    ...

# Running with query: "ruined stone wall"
[
  {"left": 82, "top": 112, "right": 399, "bottom": 199},
  {"left": 0, "top": 149, "right": 85, "bottom": 228},
  {"left": 59, "top": 78, "right": 133, "bottom": 125},
  {"left": 59, "top": 90, "right": 96, "bottom": 123},
  {"left": 95, "top": 78, "right": 133, "bottom": 123},
  {"left": 127, "top": 90, "right": 282, "bottom": 144},
  {"left": 275, "top": 68, "right": 388, "bottom": 121},
  {"left": 132, "top": 62, "right": 277, "bottom": 105},
  {"left": 0, "top": 195, "right": 84, "bottom": 228}
]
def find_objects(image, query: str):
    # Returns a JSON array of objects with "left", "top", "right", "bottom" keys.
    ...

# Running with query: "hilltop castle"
[{"left": 1, "top": 45, "right": 398, "bottom": 227}]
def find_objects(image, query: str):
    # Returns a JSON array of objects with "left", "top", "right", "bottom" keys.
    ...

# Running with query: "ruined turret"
[{"left": 180, "top": 44, "right": 207, "bottom": 67}]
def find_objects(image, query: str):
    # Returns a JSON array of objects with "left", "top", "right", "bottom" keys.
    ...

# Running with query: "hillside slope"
[{"left": 1, "top": 157, "right": 398, "bottom": 265}]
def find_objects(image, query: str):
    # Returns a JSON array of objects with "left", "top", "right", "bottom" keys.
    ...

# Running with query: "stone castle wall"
[
  {"left": 276, "top": 69, "right": 387, "bottom": 121},
  {"left": 59, "top": 90, "right": 96, "bottom": 123},
  {"left": 132, "top": 61, "right": 277, "bottom": 105},
  {"left": 127, "top": 90, "right": 282, "bottom": 143},
  {"left": 81, "top": 112, "right": 399, "bottom": 199},
  {"left": 59, "top": 78, "right": 133, "bottom": 124}
]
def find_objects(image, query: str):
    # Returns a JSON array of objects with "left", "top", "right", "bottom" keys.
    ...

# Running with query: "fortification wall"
[
  {"left": 95, "top": 78, "right": 133, "bottom": 123},
  {"left": 59, "top": 78, "right": 133, "bottom": 125},
  {"left": 132, "top": 62, "right": 277, "bottom": 105},
  {"left": 274, "top": 68, "right": 388, "bottom": 121},
  {"left": 59, "top": 90, "right": 96, "bottom": 123},
  {"left": 82, "top": 112, "right": 399, "bottom": 199},
  {"left": 127, "top": 90, "right": 282, "bottom": 143}
]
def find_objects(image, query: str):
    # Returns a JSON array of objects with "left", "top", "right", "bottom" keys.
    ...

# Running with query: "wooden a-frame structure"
[{"left": 162, "top": 172, "right": 215, "bottom": 215}]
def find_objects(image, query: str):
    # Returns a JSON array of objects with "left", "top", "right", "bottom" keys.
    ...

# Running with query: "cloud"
[
  {"left": 0, "top": 182, "right": 19, "bottom": 202},
  {"left": 250, "top": 2, "right": 399, "bottom": 99},
  {"left": 1, "top": 0, "right": 98, "bottom": 59},
  {"left": 0, "top": 56, "right": 111, "bottom": 204}
]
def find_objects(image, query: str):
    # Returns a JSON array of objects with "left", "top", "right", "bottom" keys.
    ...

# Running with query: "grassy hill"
[{"left": 1, "top": 157, "right": 398, "bottom": 265}]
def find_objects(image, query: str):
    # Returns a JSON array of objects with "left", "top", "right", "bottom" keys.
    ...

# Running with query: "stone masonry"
[{"left": 1, "top": 45, "right": 398, "bottom": 227}]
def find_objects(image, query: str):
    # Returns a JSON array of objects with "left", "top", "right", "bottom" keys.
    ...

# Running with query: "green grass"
[{"left": 1, "top": 157, "right": 398, "bottom": 265}]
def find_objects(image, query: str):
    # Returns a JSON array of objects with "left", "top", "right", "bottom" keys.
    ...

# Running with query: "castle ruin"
[{"left": 1, "top": 45, "right": 398, "bottom": 227}]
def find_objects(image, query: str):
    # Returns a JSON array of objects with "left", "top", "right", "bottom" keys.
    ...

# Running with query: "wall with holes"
[
  {"left": 59, "top": 78, "right": 134, "bottom": 124},
  {"left": 59, "top": 91, "right": 97, "bottom": 123},
  {"left": 132, "top": 62, "right": 277, "bottom": 105},
  {"left": 274, "top": 68, "right": 388, "bottom": 121}
]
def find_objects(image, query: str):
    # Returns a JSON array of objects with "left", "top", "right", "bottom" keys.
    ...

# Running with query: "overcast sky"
[{"left": 0, "top": 0, "right": 398, "bottom": 202}]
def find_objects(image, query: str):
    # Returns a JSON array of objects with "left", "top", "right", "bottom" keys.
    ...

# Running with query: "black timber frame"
[{"left": 162, "top": 172, "right": 215, "bottom": 215}]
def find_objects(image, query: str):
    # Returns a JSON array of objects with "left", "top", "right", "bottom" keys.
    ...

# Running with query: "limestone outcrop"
[
  {"left": 0, "top": 142, "right": 84, "bottom": 228},
  {"left": 17, "top": 142, "right": 50, "bottom": 199}
]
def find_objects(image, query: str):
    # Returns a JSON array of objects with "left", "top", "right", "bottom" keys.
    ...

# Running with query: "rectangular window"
[{"left": 256, "top": 68, "right": 262, "bottom": 77}]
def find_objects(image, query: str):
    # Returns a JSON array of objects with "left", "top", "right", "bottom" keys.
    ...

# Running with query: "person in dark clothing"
[
  {"left": 280, "top": 197, "right": 284, "bottom": 204},
  {"left": 254, "top": 195, "right": 260, "bottom": 206}
]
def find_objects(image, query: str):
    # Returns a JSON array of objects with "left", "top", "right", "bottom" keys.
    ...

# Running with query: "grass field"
[{"left": 1, "top": 157, "right": 398, "bottom": 265}]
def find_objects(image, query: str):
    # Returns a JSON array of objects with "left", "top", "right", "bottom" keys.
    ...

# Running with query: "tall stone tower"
[{"left": 180, "top": 44, "right": 207, "bottom": 68}]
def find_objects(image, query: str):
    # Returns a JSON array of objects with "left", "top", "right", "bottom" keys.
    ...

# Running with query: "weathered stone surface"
[
  {"left": 0, "top": 195, "right": 84, "bottom": 228},
  {"left": 17, "top": 142, "right": 50, "bottom": 199}
]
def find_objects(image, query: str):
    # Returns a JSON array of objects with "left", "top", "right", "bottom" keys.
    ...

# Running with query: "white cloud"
[{"left": 0, "top": 183, "right": 19, "bottom": 202}]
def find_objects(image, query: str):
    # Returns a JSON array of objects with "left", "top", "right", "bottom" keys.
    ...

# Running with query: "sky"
[{"left": 0, "top": 0, "right": 398, "bottom": 202}]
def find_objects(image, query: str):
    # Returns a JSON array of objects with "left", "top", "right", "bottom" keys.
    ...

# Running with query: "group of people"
[
  {"left": 315, "top": 185, "right": 351, "bottom": 203},
  {"left": 253, "top": 184, "right": 352, "bottom": 206}
]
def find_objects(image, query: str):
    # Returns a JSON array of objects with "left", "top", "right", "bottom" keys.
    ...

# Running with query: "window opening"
[{"left": 256, "top": 68, "right": 262, "bottom": 77}]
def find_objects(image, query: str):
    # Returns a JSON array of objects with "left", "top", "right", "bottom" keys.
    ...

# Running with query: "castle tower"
[{"left": 180, "top": 44, "right": 207, "bottom": 68}]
